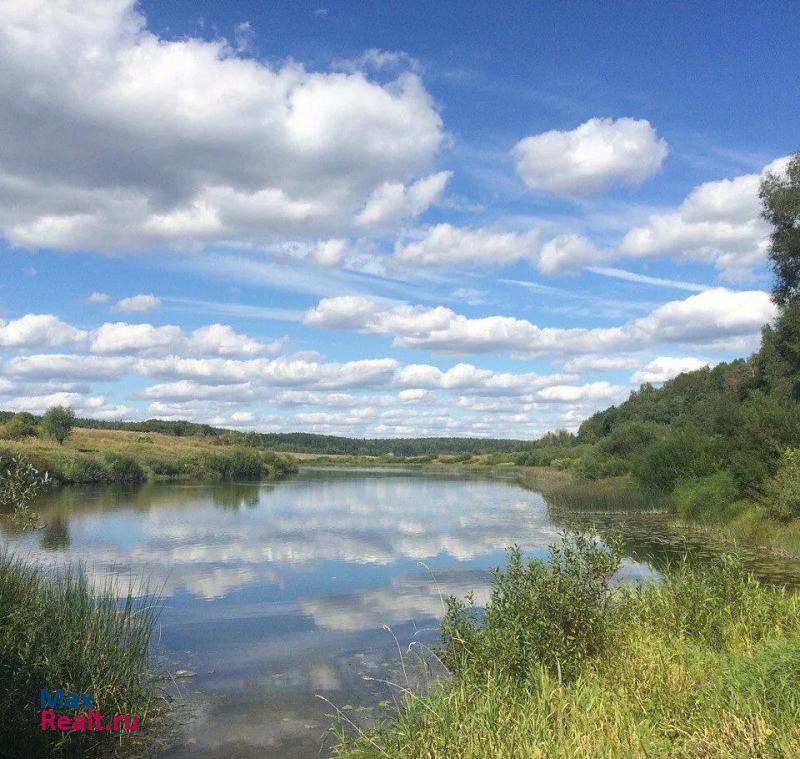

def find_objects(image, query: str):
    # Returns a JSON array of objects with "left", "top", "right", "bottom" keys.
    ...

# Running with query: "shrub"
[
  {"left": 0, "top": 453, "right": 51, "bottom": 518},
  {"left": 41, "top": 405, "right": 75, "bottom": 445},
  {"left": 632, "top": 429, "right": 719, "bottom": 492},
  {"left": 63, "top": 457, "right": 112, "bottom": 484},
  {"left": 671, "top": 471, "right": 739, "bottom": 523},
  {"left": 574, "top": 449, "right": 628, "bottom": 480},
  {"left": 0, "top": 412, "right": 39, "bottom": 441},
  {"left": 103, "top": 453, "right": 147, "bottom": 484},
  {"left": 440, "top": 533, "right": 622, "bottom": 682},
  {"left": 764, "top": 447, "right": 800, "bottom": 522}
]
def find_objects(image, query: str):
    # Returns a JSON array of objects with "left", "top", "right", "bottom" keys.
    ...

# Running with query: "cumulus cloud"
[
  {"left": 619, "top": 156, "right": 790, "bottom": 279},
  {"left": 538, "top": 234, "right": 609, "bottom": 275},
  {"left": 110, "top": 294, "right": 161, "bottom": 313},
  {"left": 305, "top": 288, "right": 776, "bottom": 357},
  {"left": 0, "top": 314, "right": 87, "bottom": 350},
  {"left": 630, "top": 356, "right": 709, "bottom": 385},
  {"left": 394, "top": 224, "right": 540, "bottom": 267},
  {"left": 88, "top": 321, "right": 282, "bottom": 356},
  {"left": 513, "top": 117, "right": 668, "bottom": 197},
  {"left": 0, "top": 0, "right": 444, "bottom": 252},
  {"left": 355, "top": 171, "right": 451, "bottom": 227}
]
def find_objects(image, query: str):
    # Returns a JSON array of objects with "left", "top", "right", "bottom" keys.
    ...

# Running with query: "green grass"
[
  {"left": 0, "top": 553, "right": 162, "bottom": 758},
  {"left": 333, "top": 542, "right": 800, "bottom": 759},
  {"left": 0, "top": 426, "right": 297, "bottom": 487}
]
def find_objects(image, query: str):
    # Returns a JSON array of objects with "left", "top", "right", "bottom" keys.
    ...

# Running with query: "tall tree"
[{"left": 760, "top": 152, "right": 800, "bottom": 306}]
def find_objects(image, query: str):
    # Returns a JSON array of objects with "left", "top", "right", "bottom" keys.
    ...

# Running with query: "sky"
[{"left": 0, "top": 0, "right": 798, "bottom": 439}]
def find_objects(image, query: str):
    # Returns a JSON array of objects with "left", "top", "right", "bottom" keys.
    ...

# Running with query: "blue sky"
[{"left": 0, "top": 0, "right": 797, "bottom": 438}]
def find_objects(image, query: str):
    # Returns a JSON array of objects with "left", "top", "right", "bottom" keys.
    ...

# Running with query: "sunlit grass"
[
  {"left": 334, "top": 547, "right": 800, "bottom": 759},
  {"left": 0, "top": 552, "right": 162, "bottom": 757}
]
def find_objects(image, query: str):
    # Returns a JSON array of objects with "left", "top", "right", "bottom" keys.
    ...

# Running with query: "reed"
[{"left": 0, "top": 552, "right": 161, "bottom": 757}]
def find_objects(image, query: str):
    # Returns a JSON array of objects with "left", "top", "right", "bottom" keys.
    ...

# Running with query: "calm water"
[{"left": 2, "top": 468, "right": 799, "bottom": 757}]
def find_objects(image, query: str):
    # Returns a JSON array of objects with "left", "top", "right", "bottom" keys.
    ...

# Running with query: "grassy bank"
[
  {"left": 0, "top": 426, "right": 297, "bottom": 487},
  {"left": 0, "top": 553, "right": 161, "bottom": 758},
  {"left": 335, "top": 538, "right": 800, "bottom": 759}
]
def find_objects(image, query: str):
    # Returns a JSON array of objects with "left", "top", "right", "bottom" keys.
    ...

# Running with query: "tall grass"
[
  {"left": 0, "top": 553, "right": 161, "bottom": 757},
  {"left": 334, "top": 538, "right": 800, "bottom": 759},
  {"left": 543, "top": 478, "right": 664, "bottom": 512}
]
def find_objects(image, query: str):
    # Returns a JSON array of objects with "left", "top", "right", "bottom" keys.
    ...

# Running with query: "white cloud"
[
  {"left": 305, "top": 288, "right": 776, "bottom": 357},
  {"left": 186, "top": 324, "right": 284, "bottom": 357},
  {"left": 0, "top": 314, "right": 87, "bottom": 350},
  {"left": 88, "top": 321, "right": 282, "bottom": 357},
  {"left": 91, "top": 322, "right": 181, "bottom": 354},
  {"left": 538, "top": 234, "right": 609, "bottom": 275},
  {"left": 563, "top": 355, "right": 641, "bottom": 373},
  {"left": 513, "top": 117, "right": 668, "bottom": 197},
  {"left": 85, "top": 292, "right": 111, "bottom": 304},
  {"left": 631, "top": 356, "right": 709, "bottom": 385},
  {"left": 3, "top": 354, "right": 134, "bottom": 380},
  {"left": 536, "top": 381, "right": 626, "bottom": 403},
  {"left": 619, "top": 156, "right": 790, "bottom": 279},
  {"left": 394, "top": 224, "right": 540, "bottom": 267},
  {"left": 110, "top": 294, "right": 161, "bottom": 313},
  {"left": 0, "top": 0, "right": 444, "bottom": 252},
  {"left": 355, "top": 171, "right": 451, "bottom": 227}
]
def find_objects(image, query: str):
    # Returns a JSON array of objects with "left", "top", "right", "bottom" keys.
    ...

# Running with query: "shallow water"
[{"left": 2, "top": 468, "right": 799, "bottom": 757}]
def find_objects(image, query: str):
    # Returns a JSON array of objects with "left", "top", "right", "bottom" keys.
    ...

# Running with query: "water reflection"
[
  {"left": 2, "top": 470, "right": 798, "bottom": 758},
  {"left": 0, "top": 471, "right": 564, "bottom": 758}
]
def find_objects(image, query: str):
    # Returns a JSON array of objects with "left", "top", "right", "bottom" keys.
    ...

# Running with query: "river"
[{"left": 2, "top": 468, "right": 799, "bottom": 757}]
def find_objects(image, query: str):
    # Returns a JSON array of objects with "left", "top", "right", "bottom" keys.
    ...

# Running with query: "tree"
[
  {"left": 42, "top": 405, "right": 75, "bottom": 445},
  {"left": 760, "top": 152, "right": 800, "bottom": 306},
  {"left": 0, "top": 412, "right": 39, "bottom": 440}
]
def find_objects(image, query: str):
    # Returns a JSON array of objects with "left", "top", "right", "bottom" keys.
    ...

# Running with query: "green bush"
[
  {"left": 632, "top": 429, "right": 719, "bottom": 492},
  {"left": 598, "top": 420, "right": 666, "bottom": 458},
  {"left": 0, "top": 412, "right": 39, "bottom": 441},
  {"left": 103, "top": 453, "right": 147, "bottom": 484},
  {"left": 440, "top": 533, "right": 622, "bottom": 682},
  {"left": 671, "top": 471, "right": 739, "bottom": 523},
  {"left": 574, "top": 449, "right": 628, "bottom": 480},
  {"left": 764, "top": 447, "right": 800, "bottom": 523},
  {"left": 63, "top": 457, "right": 112, "bottom": 484}
]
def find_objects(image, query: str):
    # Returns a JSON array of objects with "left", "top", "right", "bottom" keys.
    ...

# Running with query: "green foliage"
[
  {"left": 337, "top": 557, "right": 800, "bottom": 759},
  {"left": 764, "top": 447, "right": 800, "bottom": 523},
  {"left": 0, "top": 453, "right": 51, "bottom": 521},
  {"left": 760, "top": 151, "right": 800, "bottom": 307},
  {"left": 41, "top": 405, "right": 75, "bottom": 445},
  {"left": 0, "top": 554, "right": 159, "bottom": 757},
  {"left": 440, "top": 533, "right": 622, "bottom": 682},
  {"left": 0, "top": 412, "right": 39, "bottom": 441},
  {"left": 574, "top": 448, "right": 628, "bottom": 480},
  {"left": 102, "top": 453, "right": 147, "bottom": 484},
  {"left": 671, "top": 471, "right": 740, "bottom": 523},
  {"left": 63, "top": 456, "right": 112, "bottom": 484},
  {"left": 632, "top": 429, "right": 719, "bottom": 492}
]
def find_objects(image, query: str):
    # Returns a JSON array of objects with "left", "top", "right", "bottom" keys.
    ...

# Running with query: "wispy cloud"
[{"left": 584, "top": 266, "right": 710, "bottom": 292}]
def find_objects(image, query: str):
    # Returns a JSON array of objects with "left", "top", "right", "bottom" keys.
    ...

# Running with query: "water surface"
[{"left": 2, "top": 468, "right": 798, "bottom": 757}]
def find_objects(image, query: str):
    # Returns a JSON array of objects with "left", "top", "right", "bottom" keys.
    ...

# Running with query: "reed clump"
[{"left": 0, "top": 553, "right": 161, "bottom": 757}]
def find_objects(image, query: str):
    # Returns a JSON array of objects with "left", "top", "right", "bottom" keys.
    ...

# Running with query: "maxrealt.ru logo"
[{"left": 40, "top": 689, "right": 139, "bottom": 732}]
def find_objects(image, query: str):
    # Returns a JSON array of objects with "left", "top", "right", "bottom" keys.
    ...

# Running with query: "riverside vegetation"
[
  {"left": 334, "top": 535, "right": 800, "bottom": 759},
  {"left": 0, "top": 553, "right": 161, "bottom": 758}
]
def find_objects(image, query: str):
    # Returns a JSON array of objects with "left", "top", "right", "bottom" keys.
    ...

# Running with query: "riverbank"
[
  {"left": 334, "top": 537, "right": 800, "bottom": 759},
  {"left": 0, "top": 552, "right": 162, "bottom": 758},
  {"left": 0, "top": 427, "right": 298, "bottom": 487}
]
